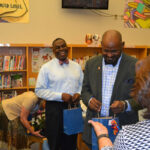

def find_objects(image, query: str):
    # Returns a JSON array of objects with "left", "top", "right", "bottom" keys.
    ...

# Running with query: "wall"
[{"left": 0, "top": 0, "right": 150, "bottom": 45}]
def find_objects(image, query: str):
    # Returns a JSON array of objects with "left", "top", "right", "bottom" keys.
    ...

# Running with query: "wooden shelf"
[
  {"left": 0, "top": 87, "right": 28, "bottom": 91},
  {"left": 0, "top": 70, "right": 27, "bottom": 73},
  {"left": 29, "top": 86, "right": 35, "bottom": 89},
  {"left": 0, "top": 44, "right": 148, "bottom": 99}
]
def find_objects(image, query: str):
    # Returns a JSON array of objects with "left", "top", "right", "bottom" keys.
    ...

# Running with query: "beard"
[{"left": 104, "top": 56, "right": 120, "bottom": 66}]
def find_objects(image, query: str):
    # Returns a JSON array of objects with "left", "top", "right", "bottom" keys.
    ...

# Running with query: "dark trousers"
[{"left": 45, "top": 101, "right": 77, "bottom": 150}]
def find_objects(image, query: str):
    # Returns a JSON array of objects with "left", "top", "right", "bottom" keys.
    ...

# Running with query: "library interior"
[{"left": 0, "top": 0, "right": 150, "bottom": 150}]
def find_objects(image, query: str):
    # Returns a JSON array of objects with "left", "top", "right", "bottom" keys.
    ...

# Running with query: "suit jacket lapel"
[{"left": 95, "top": 56, "right": 103, "bottom": 102}]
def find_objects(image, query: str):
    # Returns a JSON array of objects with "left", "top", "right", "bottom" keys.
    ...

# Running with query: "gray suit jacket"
[{"left": 81, "top": 53, "right": 139, "bottom": 145}]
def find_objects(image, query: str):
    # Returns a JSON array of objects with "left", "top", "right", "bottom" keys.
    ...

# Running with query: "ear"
[{"left": 122, "top": 41, "right": 125, "bottom": 47}]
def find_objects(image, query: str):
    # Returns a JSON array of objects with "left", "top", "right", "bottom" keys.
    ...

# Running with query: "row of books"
[
  {"left": 0, "top": 90, "right": 17, "bottom": 101},
  {"left": 0, "top": 74, "right": 23, "bottom": 89},
  {"left": 0, "top": 55, "right": 25, "bottom": 71}
]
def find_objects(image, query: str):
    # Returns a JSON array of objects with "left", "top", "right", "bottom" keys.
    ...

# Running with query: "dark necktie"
[{"left": 59, "top": 59, "right": 69, "bottom": 65}]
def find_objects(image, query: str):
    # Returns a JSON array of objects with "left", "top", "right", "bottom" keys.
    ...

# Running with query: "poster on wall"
[
  {"left": 124, "top": 0, "right": 150, "bottom": 28},
  {"left": 0, "top": 0, "right": 29, "bottom": 23},
  {"left": 32, "top": 48, "right": 54, "bottom": 73}
]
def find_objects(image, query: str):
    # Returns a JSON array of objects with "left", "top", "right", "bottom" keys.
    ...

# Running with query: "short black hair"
[{"left": 52, "top": 38, "right": 66, "bottom": 47}]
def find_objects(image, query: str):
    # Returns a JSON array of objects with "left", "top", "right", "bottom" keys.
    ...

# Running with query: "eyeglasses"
[{"left": 102, "top": 49, "right": 121, "bottom": 54}]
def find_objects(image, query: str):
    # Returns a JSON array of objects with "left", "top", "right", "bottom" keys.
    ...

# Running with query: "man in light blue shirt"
[{"left": 35, "top": 38, "right": 83, "bottom": 150}]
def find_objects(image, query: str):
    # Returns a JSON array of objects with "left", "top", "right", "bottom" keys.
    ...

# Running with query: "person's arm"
[
  {"left": 99, "top": 137, "right": 113, "bottom": 150},
  {"left": 72, "top": 66, "right": 84, "bottom": 105},
  {"left": 110, "top": 98, "right": 142, "bottom": 114},
  {"left": 20, "top": 106, "right": 44, "bottom": 138},
  {"left": 72, "top": 93, "right": 80, "bottom": 105},
  {"left": 35, "top": 66, "right": 62, "bottom": 101},
  {"left": 110, "top": 101, "right": 127, "bottom": 114},
  {"left": 88, "top": 120, "right": 113, "bottom": 150},
  {"left": 81, "top": 61, "right": 94, "bottom": 106},
  {"left": 76, "top": 65, "right": 84, "bottom": 94},
  {"left": 89, "top": 97, "right": 102, "bottom": 112},
  {"left": 36, "top": 65, "right": 75, "bottom": 103},
  {"left": 127, "top": 98, "right": 143, "bottom": 111},
  {"left": 81, "top": 61, "right": 102, "bottom": 111}
]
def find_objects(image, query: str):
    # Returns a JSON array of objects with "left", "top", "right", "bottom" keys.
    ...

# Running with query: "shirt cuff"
[
  {"left": 125, "top": 100, "right": 131, "bottom": 111},
  {"left": 88, "top": 97, "right": 93, "bottom": 106},
  {"left": 57, "top": 93, "right": 63, "bottom": 101}
]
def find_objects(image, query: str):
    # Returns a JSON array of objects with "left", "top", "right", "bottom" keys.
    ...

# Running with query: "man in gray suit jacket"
[{"left": 81, "top": 30, "right": 139, "bottom": 148}]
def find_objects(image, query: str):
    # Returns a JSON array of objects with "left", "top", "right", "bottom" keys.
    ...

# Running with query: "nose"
[
  {"left": 59, "top": 46, "right": 64, "bottom": 50},
  {"left": 107, "top": 52, "right": 113, "bottom": 57}
]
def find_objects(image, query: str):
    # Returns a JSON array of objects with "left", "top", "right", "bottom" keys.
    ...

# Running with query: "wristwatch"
[
  {"left": 97, "top": 134, "right": 109, "bottom": 140},
  {"left": 101, "top": 146, "right": 113, "bottom": 150}
]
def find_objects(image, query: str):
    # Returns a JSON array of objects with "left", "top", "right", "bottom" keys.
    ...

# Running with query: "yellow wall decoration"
[
  {"left": 0, "top": 0, "right": 29, "bottom": 23},
  {"left": 124, "top": 0, "right": 150, "bottom": 28}
]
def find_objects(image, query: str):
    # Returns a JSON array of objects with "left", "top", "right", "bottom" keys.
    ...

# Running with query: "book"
[
  {"left": 0, "top": 56, "right": 3, "bottom": 71},
  {"left": 1, "top": 91, "right": 17, "bottom": 100},
  {"left": 0, "top": 74, "right": 2, "bottom": 88},
  {"left": 3, "top": 56, "right": 10, "bottom": 71},
  {"left": 29, "top": 77, "right": 36, "bottom": 87},
  {"left": 9, "top": 56, "right": 14, "bottom": 71},
  {"left": 14, "top": 56, "right": 18, "bottom": 70},
  {"left": 11, "top": 74, "right": 23, "bottom": 87},
  {"left": 20, "top": 56, "right": 25, "bottom": 70},
  {"left": 32, "top": 47, "right": 54, "bottom": 73},
  {"left": 2, "top": 74, "right": 11, "bottom": 88},
  {"left": 0, "top": 92, "right": 1, "bottom": 102}
]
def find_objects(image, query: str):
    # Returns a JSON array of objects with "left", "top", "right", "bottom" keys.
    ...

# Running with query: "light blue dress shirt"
[
  {"left": 101, "top": 55, "right": 131, "bottom": 117},
  {"left": 35, "top": 58, "right": 83, "bottom": 102},
  {"left": 101, "top": 57, "right": 121, "bottom": 117}
]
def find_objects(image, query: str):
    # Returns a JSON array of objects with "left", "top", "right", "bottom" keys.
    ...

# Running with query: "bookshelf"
[
  {"left": 124, "top": 45, "right": 147, "bottom": 59},
  {"left": 0, "top": 44, "right": 148, "bottom": 100},
  {"left": 0, "top": 45, "right": 27, "bottom": 100},
  {"left": 147, "top": 46, "right": 150, "bottom": 56},
  {"left": 27, "top": 45, "right": 50, "bottom": 90}
]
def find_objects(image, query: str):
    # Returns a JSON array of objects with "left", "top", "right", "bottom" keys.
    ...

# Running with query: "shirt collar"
[
  {"left": 55, "top": 57, "right": 69, "bottom": 65},
  {"left": 103, "top": 54, "right": 122, "bottom": 68}
]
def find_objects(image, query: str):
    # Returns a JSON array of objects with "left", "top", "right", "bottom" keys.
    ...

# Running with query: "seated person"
[
  {"left": 0, "top": 91, "right": 44, "bottom": 150},
  {"left": 89, "top": 56, "right": 150, "bottom": 150}
]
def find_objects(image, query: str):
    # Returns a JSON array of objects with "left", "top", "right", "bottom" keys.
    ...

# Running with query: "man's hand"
[
  {"left": 72, "top": 93, "right": 80, "bottom": 105},
  {"left": 62, "top": 93, "right": 72, "bottom": 103},
  {"left": 89, "top": 97, "right": 102, "bottom": 112},
  {"left": 110, "top": 101, "right": 125, "bottom": 114}
]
